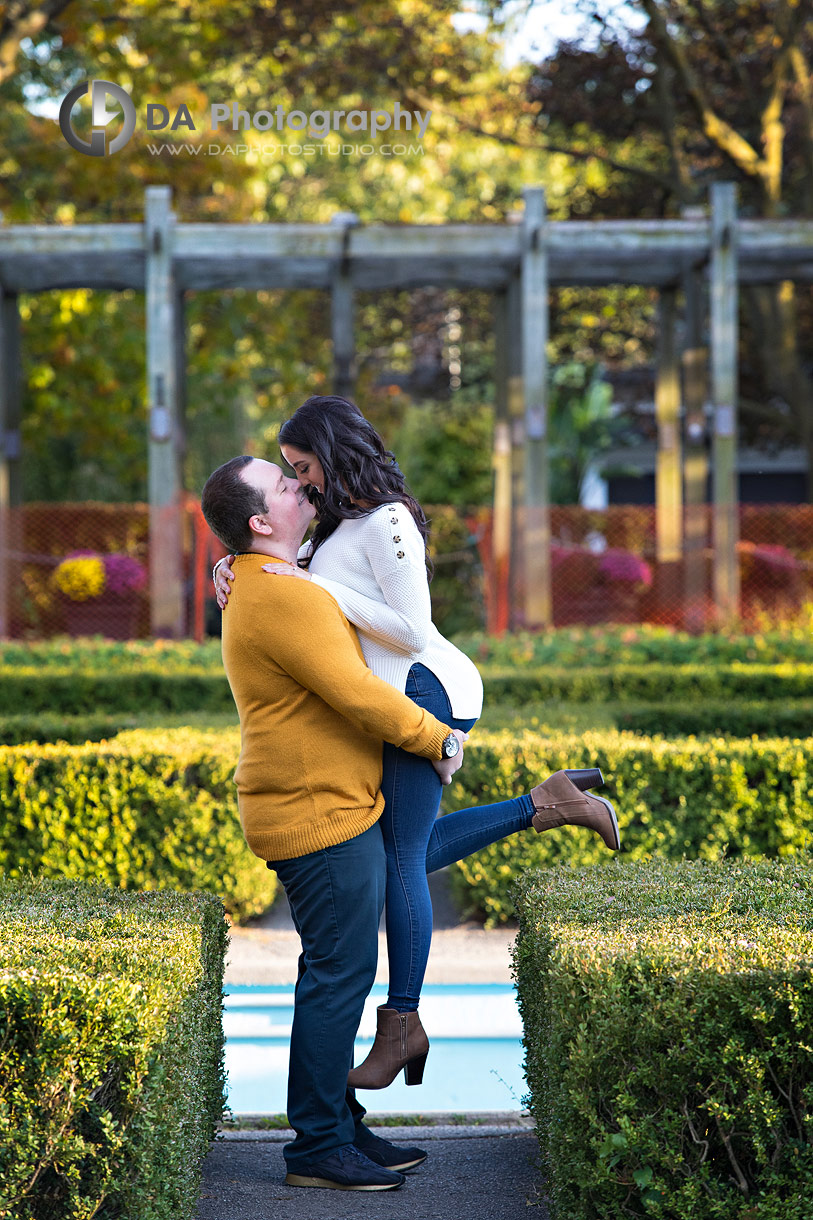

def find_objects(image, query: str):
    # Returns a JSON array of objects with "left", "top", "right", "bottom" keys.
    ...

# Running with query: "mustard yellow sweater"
[{"left": 221, "top": 552, "right": 451, "bottom": 861}]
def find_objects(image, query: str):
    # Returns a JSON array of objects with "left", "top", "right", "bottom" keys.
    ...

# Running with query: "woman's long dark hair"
[{"left": 278, "top": 396, "right": 431, "bottom": 574}]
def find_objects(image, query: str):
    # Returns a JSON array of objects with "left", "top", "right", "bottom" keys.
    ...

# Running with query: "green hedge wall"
[
  {"left": 513, "top": 857, "right": 813, "bottom": 1220},
  {"left": 457, "top": 624, "right": 813, "bottom": 668},
  {"left": 616, "top": 698, "right": 813, "bottom": 739},
  {"left": 2, "top": 661, "right": 812, "bottom": 715},
  {"left": 480, "top": 662, "right": 813, "bottom": 704},
  {"left": 0, "top": 712, "right": 138, "bottom": 745},
  {"left": 0, "top": 668, "right": 235, "bottom": 714},
  {"left": 0, "top": 730, "right": 274, "bottom": 922},
  {"left": 0, "top": 874, "right": 227, "bottom": 1220},
  {"left": 445, "top": 729, "right": 813, "bottom": 924}
]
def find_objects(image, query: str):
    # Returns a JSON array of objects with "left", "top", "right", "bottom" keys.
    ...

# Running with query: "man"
[{"left": 201, "top": 455, "right": 466, "bottom": 1192}]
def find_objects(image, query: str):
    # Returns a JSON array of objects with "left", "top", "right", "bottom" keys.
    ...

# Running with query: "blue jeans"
[
  {"left": 380, "top": 663, "right": 535, "bottom": 1012},
  {"left": 269, "top": 822, "right": 386, "bottom": 1170}
]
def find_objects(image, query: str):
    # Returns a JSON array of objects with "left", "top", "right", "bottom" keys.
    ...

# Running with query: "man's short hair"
[{"left": 201, "top": 456, "right": 267, "bottom": 553}]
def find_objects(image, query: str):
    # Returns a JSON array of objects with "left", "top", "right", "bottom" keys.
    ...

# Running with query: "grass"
[{"left": 218, "top": 1112, "right": 523, "bottom": 1130}]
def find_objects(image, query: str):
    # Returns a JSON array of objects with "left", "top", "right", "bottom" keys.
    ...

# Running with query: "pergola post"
[
  {"left": 145, "top": 185, "right": 185, "bottom": 638},
  {"left": 654, "top": 287, "right": 682, "bottom": 618},
  {"left": 330, "top": 213, "right": 358, "bottom": 401},
  {"left": 710, "top": 182, "right": 740, "bottom": 623},
  {"left": 681, "top": 248, "right": 710, "bottom": 633},
  {"left": 520, "top": 186, "right": 551, "bottom": 627},
  {"left": 492, "top": 290, "right": 513, "bottom": 634},
  {"left": 0, "top": 286, "right": 22, "bottom": 638},
  {"left": 505, "top": 274, "right": 524, "bottom": 629}
]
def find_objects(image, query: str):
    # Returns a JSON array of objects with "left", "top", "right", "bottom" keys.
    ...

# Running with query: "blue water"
[{"left": 224, "top": 982, "right": 527, "bottom": 1114}]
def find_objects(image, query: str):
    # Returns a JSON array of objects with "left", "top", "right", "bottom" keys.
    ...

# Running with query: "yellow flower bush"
[{"left": 53, "top": 556, "right": 106, "bottom": 602}]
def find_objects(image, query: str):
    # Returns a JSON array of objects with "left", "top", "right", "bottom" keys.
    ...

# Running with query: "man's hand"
[
  {"left": 213, "top": 555, "right": 235, "bottom": 609},
  {"left": 432, "top": 729, "right": 468, "bottom": 786}
]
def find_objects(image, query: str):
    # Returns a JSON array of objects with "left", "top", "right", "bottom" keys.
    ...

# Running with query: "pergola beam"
[{"left": 2, "top": 217, "right": 813, "bottom": 294}]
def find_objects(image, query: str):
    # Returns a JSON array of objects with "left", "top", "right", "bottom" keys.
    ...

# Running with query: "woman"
[{"left": 214, "top": 395, "right": 619, "bottom": 1090}]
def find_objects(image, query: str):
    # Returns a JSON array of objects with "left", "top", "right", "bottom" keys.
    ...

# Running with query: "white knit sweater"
[{"left": 301, "top": 502, "right": 484, "bottom": 720}]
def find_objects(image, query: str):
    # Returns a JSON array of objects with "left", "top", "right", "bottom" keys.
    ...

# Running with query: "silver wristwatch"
[{"left": 441, "top": 732, "right": 460, "bottom": 759}]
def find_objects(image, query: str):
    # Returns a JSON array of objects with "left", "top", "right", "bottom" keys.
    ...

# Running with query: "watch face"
[{"left": 443, "top": 734, "right": 459, "bottom": 758}]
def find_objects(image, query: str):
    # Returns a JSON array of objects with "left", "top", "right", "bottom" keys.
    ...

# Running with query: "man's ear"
[{"left": 248, "top": 514, "right": 273, "bottom": 537}]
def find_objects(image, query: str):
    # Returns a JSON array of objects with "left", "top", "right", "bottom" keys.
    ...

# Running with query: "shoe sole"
[
  {"left": 591, "top": 794, "right": 621, "bottom": 851},
  {"left": 285, "top": 1173, "right": 404, "bottom": 1191},
  {"left": 383, "top": 1154, "right": 427, "bottom": 1171}
]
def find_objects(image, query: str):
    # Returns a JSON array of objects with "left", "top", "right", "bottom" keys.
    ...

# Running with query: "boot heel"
[
  {"left": 404, "top": 1054, "right": 428, "bottom": 1086},
  {"left": 564, "top": 767, "right": 603, "bottom": 791}
]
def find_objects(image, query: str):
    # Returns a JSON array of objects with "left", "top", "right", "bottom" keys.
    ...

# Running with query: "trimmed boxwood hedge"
[
  {"left": 0, "top": 668, "right": 235, "bottom": 714},
  {"left": 0, "top": 874, "right": 227, "bottom": 1220},
  {"left": 480, "top": 661, "right": 813, "bottom": 704},
  {"left": 445, "top": 729, "right": 813, "bottom": 924},
  {"left": 513, "top": 857, "right": 813, "bottom": 1219},
  {"left": 0, "top": 712, "right": 138, "bottom": 745},
  {"left": 2, "top": 661, "right": 812, "bottom": 715},
  {"left": 0, "top": 729, "right": 274, "bottom": 922},
  {"left": 616, "top": 698, "right": 813, "bottom": 739}
]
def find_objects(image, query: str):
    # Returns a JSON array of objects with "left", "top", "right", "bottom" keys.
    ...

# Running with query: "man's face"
[{"left": 240, "top": 459, "right": 315, "bottom": 542}]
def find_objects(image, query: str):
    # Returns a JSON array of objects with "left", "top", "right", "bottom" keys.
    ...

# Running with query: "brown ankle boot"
[
  {"left": 347, "top": 1006, "right": 429, "bottom": 1090},
  {"left": 531, "top": 770, "right": 621, "bottom": 850}
]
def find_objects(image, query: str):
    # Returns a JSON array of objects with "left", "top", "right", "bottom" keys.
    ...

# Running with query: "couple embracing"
[{"left": 201, "top": 395, "right": 620, "bottom": 1192}]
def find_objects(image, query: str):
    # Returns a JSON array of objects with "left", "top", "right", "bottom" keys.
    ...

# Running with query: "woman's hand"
[
  {"left": 261, "top": 563, "right": 311, "bottom": 580},
  {"left": 432, "top": 729, "right": 468, "bottom": 786},
  {"left": 213, "top": 556, "right": 235, "bottom": 609}
]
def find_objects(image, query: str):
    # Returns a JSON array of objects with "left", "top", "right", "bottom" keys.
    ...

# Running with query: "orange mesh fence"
[
  {"left": 0, "top": 500, "right": 810, "bottom": 638},
  {"left": 475, "top": 504, "right": 813, "bottom": 634}
]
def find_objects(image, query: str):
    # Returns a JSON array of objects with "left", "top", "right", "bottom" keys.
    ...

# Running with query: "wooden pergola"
[{"left": 2, "top": 183, "right": 812, "bottom": 636}]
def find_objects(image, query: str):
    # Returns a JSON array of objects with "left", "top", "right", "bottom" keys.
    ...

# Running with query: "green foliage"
[
  {"left": 0, "top": 730, "right": 274, "bottom": 922},
  {"left": 454, "top": 624, "right": 813, "bottom": 669},
  {"left": 445, "top": 729, "right": 813, "bottom": 924},
  {"left": 479, "top": 662, "right": 813, "bottom": 705},
  {"left": 0, "top": 637, "right": 224, "bottom": 670},
  {"left": 617, "top": 698, "right": 813, "bottom": 739},
  {"left": 513, "top": 857, "right": 813, "bottom": 1219},
  {"left": 392, "top": 396, "right": 496, "bottom": 509},
  {"left": 0, "top": 874, "right": 227, "bottom": 1220},
  {"left": 426, "top": 505, "right": 487, "bottom": 636},
  {"left": 0, "top": 712, "right": 138, "bottom": 746},
  {"left": 548, "top": 362, "right": 636, "bottom": 504},
  {"left": 5, "top": 625, "right": 813, "bottom": 675},
  {"left": 0, "top": 668, "right": 234, "bottom": 713}
]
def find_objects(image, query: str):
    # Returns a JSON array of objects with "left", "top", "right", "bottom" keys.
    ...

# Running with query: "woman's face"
[{"left": 280, "top": 444, "right": 325, "bottom": 496}]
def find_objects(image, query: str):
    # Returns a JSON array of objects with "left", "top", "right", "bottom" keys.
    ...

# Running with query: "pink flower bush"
[
  {"left": 103, "top": 554, "right": 147, "bottom": 595},
  {"left": 599, "top": 548, "right": 653, "bottom": 589}
]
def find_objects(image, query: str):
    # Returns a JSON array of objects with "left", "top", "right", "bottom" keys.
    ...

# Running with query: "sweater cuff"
[{"left": 427, "top": 723, "right": 454, "bottom": 760}]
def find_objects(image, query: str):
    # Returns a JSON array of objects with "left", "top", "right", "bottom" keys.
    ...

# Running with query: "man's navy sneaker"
[
  {"left": 285, "top": 1144, "right": 406, "bottom": 1190},
  {"left": 353, "top": 1124, "right": 428, "bottom": 1171}
]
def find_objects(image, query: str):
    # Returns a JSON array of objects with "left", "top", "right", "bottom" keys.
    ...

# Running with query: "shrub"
[
  {"left": 0, "top": 730, "right": 274, "bottom": 922},
  {"left": 0, "top": 874, "right": 227, "bottom": 1220},
  {"left": 513, "top": 857, "right": 813, "bottom": 1219},
  {"left": 479, "top": 662, "right": 813, "bottom": 705},
  {"left": 445, "top": 729, "right": 813, "bottom": 924},
  {"left": 454, "top": 625, "right": 813, "bottom": 669},
  {"left": 0, "top": 668, "right": 235, "bottom": 714},
  {"left": 4, "top": 661, "right": 812, "bottom": 715},
  {"left": 616, "top": 698, "right": 813, "bottom": 739},
  {"left": 0, "top": 712, "right": 138, "bottom": 746}
]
